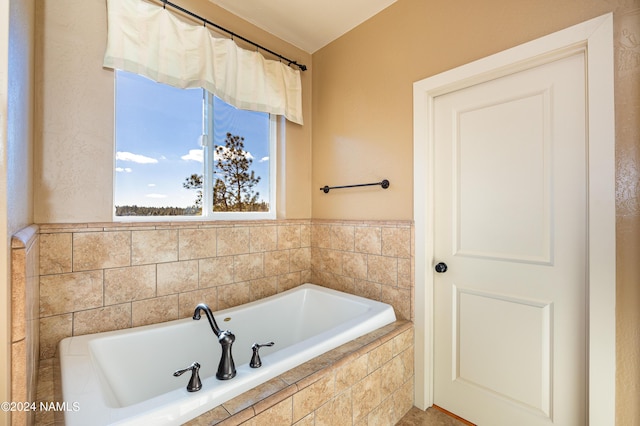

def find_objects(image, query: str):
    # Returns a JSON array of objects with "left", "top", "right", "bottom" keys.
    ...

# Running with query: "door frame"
[{"left": 413, "top": 13, "right": 615, "bottom": 424}]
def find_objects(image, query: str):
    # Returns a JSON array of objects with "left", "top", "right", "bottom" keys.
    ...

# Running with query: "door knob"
[{"left": 434, "top": 262, "right": 448, "bottom": 273}]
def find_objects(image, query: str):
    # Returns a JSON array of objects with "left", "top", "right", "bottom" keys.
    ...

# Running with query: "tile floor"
[{"left": 397, "top": 407, "right": 470, "bottom": 426}]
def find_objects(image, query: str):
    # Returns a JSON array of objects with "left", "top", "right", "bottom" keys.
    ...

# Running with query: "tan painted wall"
[
  {"left": 311, "top": 0, "right": 639, "bottom": 423},
  {"left": 34, "top": 0, "right": 312, "bottom": 223}
]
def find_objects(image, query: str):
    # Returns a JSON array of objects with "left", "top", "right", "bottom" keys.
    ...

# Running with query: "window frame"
[{"left": 113, "top": 73, "right": 277, "bottom": 222}]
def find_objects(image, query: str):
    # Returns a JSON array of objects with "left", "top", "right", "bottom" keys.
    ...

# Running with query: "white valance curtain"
[{"left": 103, "top": 0, "right": 303, "bottom": 125}]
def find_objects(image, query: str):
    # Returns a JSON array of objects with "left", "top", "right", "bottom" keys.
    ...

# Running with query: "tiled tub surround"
[
  {"left": 11, "top": 225, "right": 40, "bottom": 426},
  {"left": 182, "top": 321, "right": 414, "bottom": 425},
  {"left": 38, "top": 321, "right": 413, "bottom": 426},
  {"left": 37, "top": 219, "right": 414, "bottom": 360}
]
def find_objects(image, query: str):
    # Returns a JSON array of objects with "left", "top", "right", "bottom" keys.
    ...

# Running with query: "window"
[{"left": 114, "top": 70, "right": 276, "bottom": 220}]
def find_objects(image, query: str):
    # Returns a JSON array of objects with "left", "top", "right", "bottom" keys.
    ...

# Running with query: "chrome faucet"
[{"left": 192, "top": 303, "right": 236, "bottom": 380}]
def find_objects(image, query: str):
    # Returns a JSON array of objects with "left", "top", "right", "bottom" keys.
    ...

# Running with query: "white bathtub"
[{"left": 57, "top": 283, "right": 396, "bottom": 425}]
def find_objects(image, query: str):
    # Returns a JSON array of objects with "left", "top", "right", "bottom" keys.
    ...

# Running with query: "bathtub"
[{"left": 57, "top": 283, "right": 396, "bottom": 425}]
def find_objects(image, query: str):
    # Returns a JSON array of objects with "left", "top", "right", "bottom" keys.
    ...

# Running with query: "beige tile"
[
  {"left": 368, "top": 339, "right": 393, "bottom": 373},
  {"left": 73, "top": 231, "right": 131, "bottom": 271},
  {"left": 300, "top": 223, "right": 311, "bottom": 247},
  {"left": 367, "top": 393, "right": 396, "bottom": 426},
  {"left": 335, "top": 354, "right": 369, "bottom": 394},
  {"left": 367, "top": 255, "right": 397, "bottom": 286},
  {"left": 182, "top": 405, "right": 230, "bottom": 426},
  {"left": 73, "top": 303, "right": 132, "bottom": 335},
  {"left": 234, "top": 253, "right": 264, "bottom": 282},
  {"left": 278, "top": 272, "right": 303, "bottom": 292},
  {"left": 217, "top": 227, "right": 250, "bottom": 256},
  {"left": 380, "top": 356, "right": 406, "bottom": 400},
  {"left": 393, "top": 329, "right": 414, "bottom": 356},
  {"left": 132, "top": 294, "right": 179, "bottom": 326},
  {"left": 178, "top": 287, "right": 219, "bottom": 318},
  {"left": 157, "top": 260, "right": 198, "bottom": 295},
  {"left": 292, "top": 374, "right": 335, "bottom": 422},
  {"left": 132, "top": 229, "right": 178, "bottom": 265},
  {"left": 250, "top": 225, "right": 277, "bottom": 253},
  {"left": 218, "top": 282, "right": 250, "bottom": 309},
  {"left": 278, "top": 225, "right": 301, "bottom": 249},
  {"left": 179, "top": 228, "right": 216, "bottom": 260},
  {"left": 399, "top": 345, "right": 415, "bottom": 383},
  {"left": 294, "top": 412, "right": 315, "bottom": 426},
  {"left": 381, "top": 286, "right": 411, "bottom": 320},
  {"left": 355, "top": 227, "right": 381, "bottom": 255},
  {"left": 199, "top": 256, "right": 234, "bottom": 287},
  {"left": 280, "top": 355, "right": 333, "bottom": 387},
  {"left": 315, "top": 390, "right": 353, "bottom": 426},
  {"left": 244, "top": 397, "right": 292, "bottom": 426},
  {"left": 332, "top": 275, "right": 355, "bottom": 294},
  {"left": 264, "top": 250, "right": 290, "bottom": 276},
  {"left": 218, "top": 407, "right": 256, "bottom": 426},
  {"left": 11, "top": 339, "right": 26, "bottom": 403},
  {"left": 290, "top": 247, "right": 311, "bottom": 272},
  {"left": 354, "top": 280, "right": 382, "bottom": 301},
  {"left": 342, "top": 252, "right": 367, "bottom": 280},
  {"left": 393, "top": 378, "right": 416, "bottom": 425},
  {"left": 104, "top": 265, "right": 156, "bottom": 305},
  {"left": 330, "top": 225, "right": 354, "bottom": 251},
  {"left": 352, "top": 368, "right": 382, "bottom": 422},
  {"left": 250, "top": 277, "right": 278, "bottom": 301},
  {"left": 319, "top": 249, "right": 343, "bottom": 275},
  {"left": 11, "top": 248, "right": 26, "bottom": 342},
  {"left": 253, "top": 383, "right": 298, "bottom": 415},
  {"left": 39, "top": 314, "right": 72, "bottom": 359},
  {"left": 40, "top": 232, "right": 72, "bottom": 275},
  {"left": 311, "top": 224, "right": 331, "bottom": 249},
  {"left": 223, "top": 377, "right": 289, "bottom": 415},
  {"left": 40, "top": 270, "right": 103, "bottom": 316},
  {"left": 381, "top": 227, "right": 411, "bottom": 258},
  {"left": 398, "top": 258, "right": 412, "bottom": 288}
]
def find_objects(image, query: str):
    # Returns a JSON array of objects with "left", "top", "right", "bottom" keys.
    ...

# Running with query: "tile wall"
[
  {"left": 10, "top": 225, "right": 40, "bottom": 426},
  {"left": 37, "top": 219, "right": 414, "bottom": 360}
]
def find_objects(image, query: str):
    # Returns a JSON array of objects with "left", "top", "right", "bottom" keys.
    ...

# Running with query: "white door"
[{"left": 432, "top": 52, "right": 587, "bottom": 425}]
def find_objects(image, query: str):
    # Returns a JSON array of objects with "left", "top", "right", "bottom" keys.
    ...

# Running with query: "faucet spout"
[
  {"left": 192, "top": 303, "right": 236, "bottom": 380},
  {"left": 193, "top": 303, "right": 221, "bottom": 336}
]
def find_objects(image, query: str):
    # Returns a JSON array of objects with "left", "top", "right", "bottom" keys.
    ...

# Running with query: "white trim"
[{"left": 413, "top": 13, "right": 615, "bottom": 424}]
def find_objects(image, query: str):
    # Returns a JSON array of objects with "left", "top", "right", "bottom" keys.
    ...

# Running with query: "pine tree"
[{"left": 182, "top": 132, "right": 266, "bottom": 212}]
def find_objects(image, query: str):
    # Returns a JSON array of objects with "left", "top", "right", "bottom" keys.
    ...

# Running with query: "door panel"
[
  {"left": 433, "top": 52, "right": 586, "bottom": 425},
  {"left": 455, "top": 90, "right": 552, "bottom": 264}
]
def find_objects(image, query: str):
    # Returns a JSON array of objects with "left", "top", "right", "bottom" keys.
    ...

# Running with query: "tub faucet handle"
[
  {"left": 250, "top": 342, "right": 275, "bottom": 368},
  {"left": 173, "top": 362, "right": 202, "bottom": 392}
]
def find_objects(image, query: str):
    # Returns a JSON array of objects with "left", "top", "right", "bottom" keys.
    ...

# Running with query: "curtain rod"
[{"left": 160, "top": 0, "right": 307, "bottom": 71}]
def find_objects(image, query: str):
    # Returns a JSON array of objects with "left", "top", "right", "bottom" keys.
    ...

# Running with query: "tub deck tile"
[
  {"left": 222, "top": 377, "right": 290, "bottom": 415},
  {"left": 183, "top": 405, "right": 231, "bottom": 426},
  {"left": 253, "top": 383, "right": 298, "bottom": 415}
]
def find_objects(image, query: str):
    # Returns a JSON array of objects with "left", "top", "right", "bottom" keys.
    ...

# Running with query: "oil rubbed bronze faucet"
[
  {"left": 173, "top": 362, "right": 202, "bottom": 392},
  {"left": 192, "top": 303, "right": 236, "bottom": 380}
]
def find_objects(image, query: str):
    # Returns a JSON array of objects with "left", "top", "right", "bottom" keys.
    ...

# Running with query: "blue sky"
[{"left": 114, "top": 71, "right": 270, "bottom": 210}]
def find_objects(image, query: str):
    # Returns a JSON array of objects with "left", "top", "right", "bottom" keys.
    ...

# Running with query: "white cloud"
[
  {"left": 146, "top": 193, "right": 167, "bottom": 198},
  {"left": 116, "top": 151, "right": 158, "bottom": 164},
  {"left": 147, "top": 183, "right": 156, "bottom": 187},
  {"left": 181, "top": 149, "right": 203, "bottom": 163},
  {"left": 115, "top": 167, "right": 132, "bottom": 173},
  {"left": 259, "top": 156, "right": 269, "bottom": 163}
]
